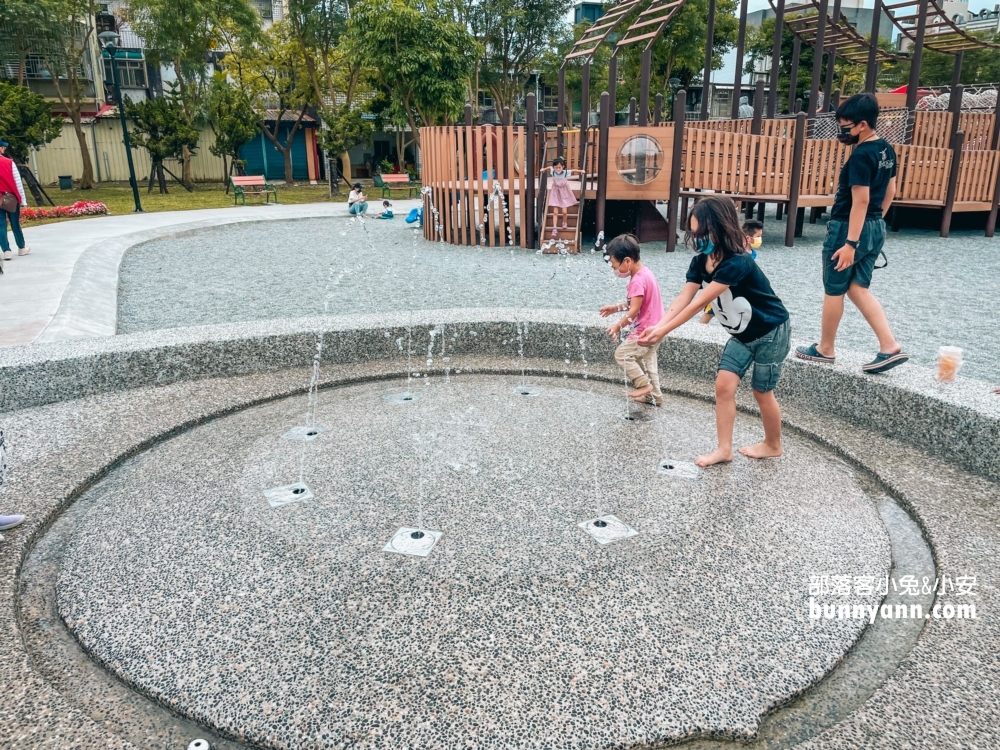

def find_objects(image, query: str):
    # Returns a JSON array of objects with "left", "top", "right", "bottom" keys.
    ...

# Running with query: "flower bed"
[{"left": 21, "top": 201, "right": 109, "bottom": 221}]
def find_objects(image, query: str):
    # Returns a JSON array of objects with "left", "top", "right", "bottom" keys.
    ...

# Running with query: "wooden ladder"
[{"left": 539, "top": 188, "right": 582, "bottom": 254}]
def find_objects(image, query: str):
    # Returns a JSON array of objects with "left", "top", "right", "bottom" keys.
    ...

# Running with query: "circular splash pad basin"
[{"left": 58, "top": 374, "right": 890, "bottom": 749}]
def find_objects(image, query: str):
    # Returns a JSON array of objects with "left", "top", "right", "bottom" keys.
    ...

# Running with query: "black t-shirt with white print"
[
  {"left": 686, "top": 252, "right": 789, "bottom": 344},
  {"left": 831, "top": 138, "right": 897, "bottom": 219}
]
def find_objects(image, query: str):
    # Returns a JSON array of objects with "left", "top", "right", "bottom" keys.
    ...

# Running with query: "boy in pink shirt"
[{"left": 599, "top": 234, "right": 665, "bottom": 405}]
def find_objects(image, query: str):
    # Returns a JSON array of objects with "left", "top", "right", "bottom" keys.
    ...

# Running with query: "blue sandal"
[
  {"left": 862, "top": 351, "right": 909, "bottom": 374},
  {"left": 794, "top": 343, "right": 835, "bottom": 364}
]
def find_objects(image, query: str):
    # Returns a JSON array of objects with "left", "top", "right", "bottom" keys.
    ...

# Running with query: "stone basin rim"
[{"left": 21, "top": 364, "right": 914, "bottom": 750}]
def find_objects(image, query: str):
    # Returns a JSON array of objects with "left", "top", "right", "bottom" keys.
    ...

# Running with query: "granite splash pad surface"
[{"left": 56, "top": 374, "right": 891, "bottom": 749}]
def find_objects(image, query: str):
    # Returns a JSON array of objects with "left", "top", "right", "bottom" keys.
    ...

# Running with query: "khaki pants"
[{"left": 614, "top": 338, "right": 663, "bottom": 404}]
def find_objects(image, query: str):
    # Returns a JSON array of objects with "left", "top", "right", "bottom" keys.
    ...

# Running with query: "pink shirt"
[{"left": 626, "top": 265, "right": 664, "bottom": 338}]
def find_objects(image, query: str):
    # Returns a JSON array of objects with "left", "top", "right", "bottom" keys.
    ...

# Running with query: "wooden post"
[
  {"left": 905, "top": 0, "right": 929, "bottom": 114},
  {"left": 794, "top": 97, "right": 802, "bottom": 114},
  {"left": 865, "top": 0, "right": 883, "bottom": 92},
  {"left": 752, "top": 78, "right": 764, "bottom": 134},
  {"left": 701, "top": 0, "right": 717, "bottom": 120},
  {"left": 940, "top": 130, "right": 965, "bottom": 237},
  {"left": 639, "top": 49, "right": 652, "bottom": 126},
  {"left": 768, "top": 0, "right": 786, "bottom": 118},
  {"left": 608, "top": 55, "right": 619, "bottom": 126},
  {"left": 950, "top": 51, "right": 964, "bottom": 90},
  {"left": 991, "top": 84, "right": 1000, "bottom": 151},
  {"left": 464, "top": 104, "right": 472, "bottom": 126},
  {"left": 629, "top": 97, "right": 637, "bottom": 125},
  {"left": 580, "top": 61, "right": 591, "bottom": 168},
  {"left": 986, "top": 150, "right": 1000, "bottom": 237},
  {"left": 788, "top": 35, "right": 801, "bottom": 115},
  {"left": 654, "top": 93, "right": 663, "bottom": 125},
  {"left": 824, "top": 0, "right": 842, "bottom": 110},
  {"left": 502, "top": 107, "right": 511, "bottom": 126},
  {"left": 808, "top": 0, "right": 829, "bottom": 117},
  {"left": 667, "top": 90, "right": 686, "bottom": 252},
  {"left": 596, "top": 92, "right": 611, "bottom": 249},
  {"left": 948, "top": 83, "right": 964, "bottom": 143},
  {"left": 557, "top": 66, "right": 566, "bottom": 158},
  {"left": 526, "top": 93, "right": 536, "bottom": 249},
  {"left": 732, "top": 0, "right": 750, "bottom": 119},
  {"left": 784, "top": 111, "right": 807, "bottom": 246}
]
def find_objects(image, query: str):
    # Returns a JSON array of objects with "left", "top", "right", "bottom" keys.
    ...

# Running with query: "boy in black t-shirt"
[{"left": 794, "top": 93, "right": 909, "bottom": 374}]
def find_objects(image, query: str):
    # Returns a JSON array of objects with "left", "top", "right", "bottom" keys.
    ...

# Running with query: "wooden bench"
[
  {"left": 374, "top": 172, "right": 417, "bottom": 198},
  {"left": 231, "top": 175, "right": 277, "bottom": 205}
]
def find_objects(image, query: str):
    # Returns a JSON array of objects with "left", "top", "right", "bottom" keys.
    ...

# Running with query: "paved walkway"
[{"left": 0, "top": 201, "right": 417, "bottom": 347}]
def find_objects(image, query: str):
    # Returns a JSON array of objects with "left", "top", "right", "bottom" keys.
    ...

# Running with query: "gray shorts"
[
  {"left": 718, "top": 320, "right": 792, "bottom": 393},
  {"left": 822, "top": 217, "right": 885, "bottom": 296}
]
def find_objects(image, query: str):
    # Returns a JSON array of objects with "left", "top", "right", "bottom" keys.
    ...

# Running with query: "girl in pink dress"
[{"left": 540, "top": 157, "right": 581, "bottom": 238}]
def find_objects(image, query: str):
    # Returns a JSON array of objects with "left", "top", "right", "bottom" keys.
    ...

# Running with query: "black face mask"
[{"left": 838, "top": 125, "right": 859, "bottom": 145}]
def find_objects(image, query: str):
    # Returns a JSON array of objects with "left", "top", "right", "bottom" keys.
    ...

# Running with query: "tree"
[
  {"left": 538, "top": 21, "right": 611, "bottom": 126},
  {"left": 919, "top": 32, "right": 1000, "bottom": 87},
  {"left": 348, "top": 0, "right": 478, "bottom": 151},
  {"left": 613, "top": 0, "right": 739, "bottom": 109},
  {"left": 205, "top": 75, "right": 257, "bottom": 185},
  {"left": 285, "top": 0, "right": 372, "bottom": 188},
  {"left": 126, "top": 88, "right": 199, "bottom": 193},
  {"left": 0, "top": 81, "right": 63, "bottom": 204},
  {"left": 31, "top": 0, "right": 101, "bottom": 189},
  {"left": 470, "top": 0, "right": 570, "bottom": 113},
  {"left": 225, "top": 21, "right": 317, "bottom": 186},
  {"left": 125, "top": 0, "right": 260, "bottom": 188},
  {"left": 0, "top": 82, "right": 62, "bottom": 162},
  {"left": 0, "top": 0, "right": 53, "bottom": 87}
]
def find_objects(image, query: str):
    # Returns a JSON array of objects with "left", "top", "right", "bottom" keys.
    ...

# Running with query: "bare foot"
[
  {"left": 739, "top": 441, "right": 783, "bottom": 459},
  {"left": 695, "top": 448, "right": 733, "bottom": 467},
  {"left": 628, "top": 384, "right": 652, "bottom": 399}
]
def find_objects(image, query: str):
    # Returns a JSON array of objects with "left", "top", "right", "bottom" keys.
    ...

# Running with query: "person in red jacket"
[{"left": 0, "top": 140, "right": 29, "bottom": 262}]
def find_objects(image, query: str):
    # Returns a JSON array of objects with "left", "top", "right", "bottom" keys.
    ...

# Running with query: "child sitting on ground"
[
  {"left": 599, "top": 234, "right": 665, "bottom": 406},
  {"left": 638, "top": 196, "right": 791, "bottom": 467},
  {"left": 700, "top": 218, "right": 765, "bottom": 324},
  {"left": 379, "top": 200, "right": 394, "bottom": 219}
]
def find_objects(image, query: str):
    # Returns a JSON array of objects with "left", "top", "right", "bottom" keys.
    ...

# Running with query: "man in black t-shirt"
[{"left": 794, "top": 93, "right": 909, "bottom": 374}]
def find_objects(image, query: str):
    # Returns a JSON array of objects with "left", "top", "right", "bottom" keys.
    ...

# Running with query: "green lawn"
[{"left": 26, "top": 179, "right": 395, "bottom": 224}]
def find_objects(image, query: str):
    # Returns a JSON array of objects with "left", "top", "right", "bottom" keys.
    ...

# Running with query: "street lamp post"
[{"left": 98, "top": 31, "right": 142, "bottom": 213}]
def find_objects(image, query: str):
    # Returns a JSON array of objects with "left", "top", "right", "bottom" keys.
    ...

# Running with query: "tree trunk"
[
  {"left": 16, "top": 163, "right": 45, "bottom": 205},
  {"left": 157, "top": 164, "right": 168, "bottom": 194},
  {"left": 70, "top": 112, "right": 97, "bottom": 189},
  {"left": 181, "top": 144, "right": 194, "bottom": 189},
  {"left": 282, "top": 146, "right": 295, "bottom": 187},
  {"left": 148, "top": 163, "right": 156, "bottom": 194}
]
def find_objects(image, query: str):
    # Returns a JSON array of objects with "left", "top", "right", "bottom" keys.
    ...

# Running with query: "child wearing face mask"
[
  {"left": 700, "top": 219, "right": 763, "bottom": 324},
  {"left": 638, "top": 196, "right": 790, "bottom": 467},
  {"left": 598, "top": 234, "right": 665, "bottom": 406}
]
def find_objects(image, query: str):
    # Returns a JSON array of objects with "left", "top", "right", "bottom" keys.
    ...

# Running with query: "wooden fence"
[
  {"left": 419, "top": 111, "right": 1000, "bottom": 248},
  {"left": 685, "top": 118, "right": 797, "bottom": 139},
  {"left": 420, "top": 125, "right": 535, "bottom": 247}
]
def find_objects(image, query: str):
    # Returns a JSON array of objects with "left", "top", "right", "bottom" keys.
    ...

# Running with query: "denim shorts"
[
  {"left": 718, "top": 319, "right": 792, "bottom": 392},
  {"left": 822, "top": 217, "right": 885, "bottom": 296}
]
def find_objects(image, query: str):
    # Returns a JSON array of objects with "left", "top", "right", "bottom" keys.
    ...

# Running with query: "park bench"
[
  {"left": 231, "top": 175, "right": 278, "bottom": 205},
  {"left": 374, "top": 172, "right": 417, "bottom": 199}
]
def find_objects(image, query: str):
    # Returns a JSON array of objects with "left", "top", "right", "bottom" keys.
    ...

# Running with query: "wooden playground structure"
[{"left": 421, "top": 0, "right": 1000, "bottom": 252}]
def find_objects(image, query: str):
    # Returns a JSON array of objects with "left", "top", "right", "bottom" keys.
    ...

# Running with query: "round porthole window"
[{"left": 615, "top": 134, "right": 664, "bottom": 185}]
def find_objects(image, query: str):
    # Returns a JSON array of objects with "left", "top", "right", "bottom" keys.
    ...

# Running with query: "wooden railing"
[
  {"left": 681, "top": 129, "right": 796, "bottom": 197},
  {"left": 685, "top": 118, "right": 797, "bottom": 138},
  {"left": 895, "top": 144, "right": 953, "bottom": 204},
  {"left": 958, "top": 112, "right": 996, "bottom": 150},
  {"left": 955, "top": 148, "right": 1000, "bottom": 207},
  {"left": 420, "top": 125, "right": 534, "bottom": 248},
  {"left": 911, "top": 111, "right": 954, "bottom": 149}
]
